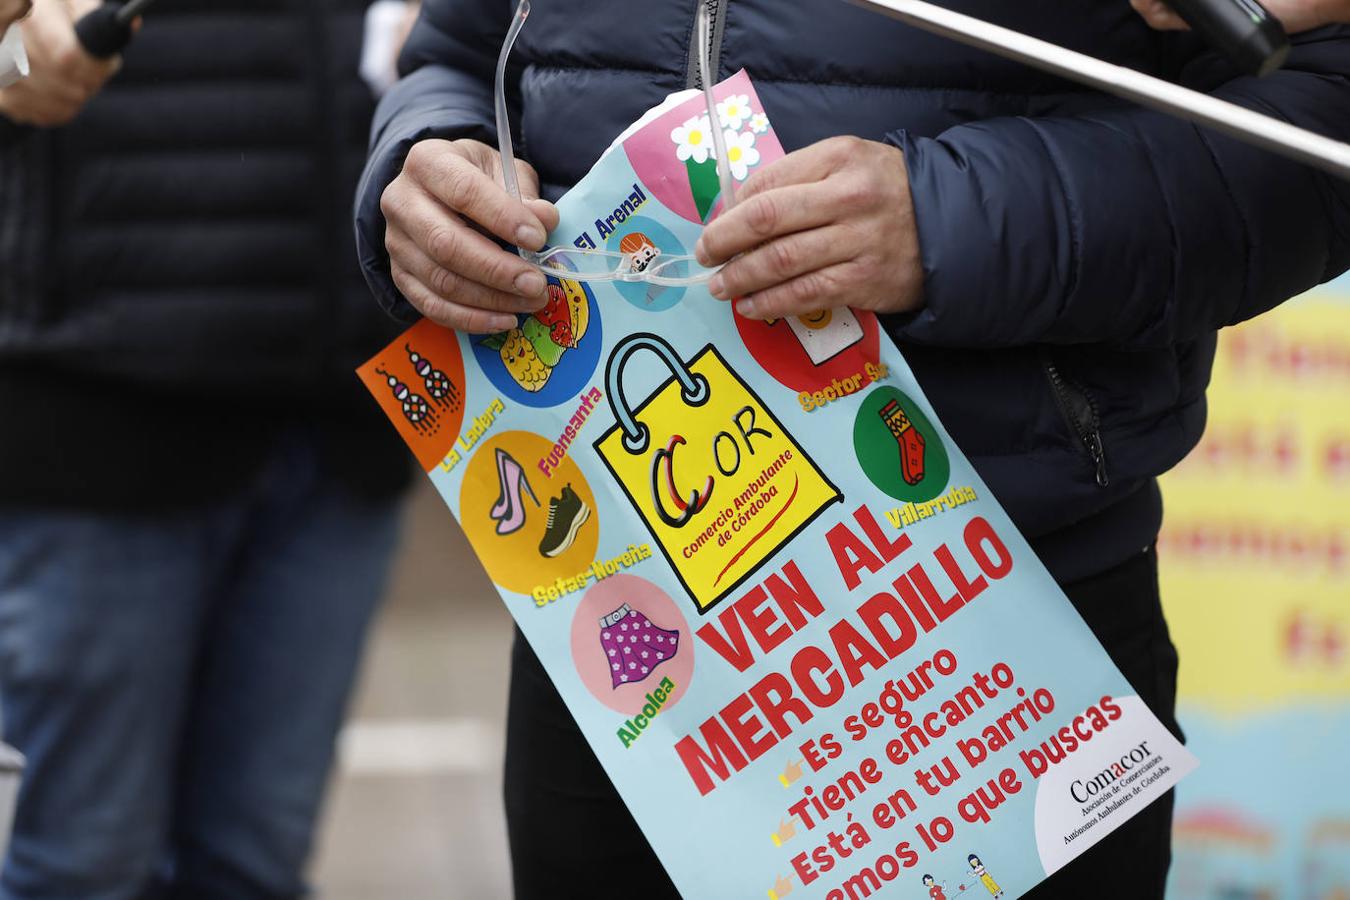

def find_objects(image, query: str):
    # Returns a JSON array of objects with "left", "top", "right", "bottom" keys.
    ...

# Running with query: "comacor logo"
[{"left": 1069, "top": 741, "right": 1153, "bottom": 803}]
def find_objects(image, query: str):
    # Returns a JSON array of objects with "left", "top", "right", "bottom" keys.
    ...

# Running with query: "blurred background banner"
[{"left": 1160, "top": 274, "right": 1350, "bottom": 900}]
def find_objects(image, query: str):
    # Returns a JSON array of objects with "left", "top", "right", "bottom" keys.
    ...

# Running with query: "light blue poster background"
[{"left": 397, "top": 79, "right": 1196, "bottom": 899}]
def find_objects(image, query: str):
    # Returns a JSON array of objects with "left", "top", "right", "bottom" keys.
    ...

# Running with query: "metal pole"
[{"left": 846, "top": 0, "right": 1350, "bottom": 181}]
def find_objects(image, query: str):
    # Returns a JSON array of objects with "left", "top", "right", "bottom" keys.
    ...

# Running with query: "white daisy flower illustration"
[
  {"left": 716, "top": 93, "right": 752, "bottom": 130},
  {"left": 671, "top": 115, "right": 715, "bottom": 164},
  {"left": 748, "top": 112, "right": 770, "bottom": 134},
  {"left": 721, "top": 129, "right": 761, "bottom": 181}
]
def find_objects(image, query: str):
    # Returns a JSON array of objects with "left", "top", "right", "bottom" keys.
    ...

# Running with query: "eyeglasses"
[{"left": 493, "top": 0, "right": 734, "bottom": 287}]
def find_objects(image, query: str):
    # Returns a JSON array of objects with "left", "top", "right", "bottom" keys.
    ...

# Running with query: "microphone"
[
  {"left": 74, "top": 0, "right": 155, "bottom": 59},
  {"left": 1165, "top": 0, "right": 1291, "bottom": 76}
]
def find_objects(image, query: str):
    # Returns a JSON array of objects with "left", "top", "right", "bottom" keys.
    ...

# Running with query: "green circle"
[{"left": 852, "top": 386, "right": 951, "bottom": 502}]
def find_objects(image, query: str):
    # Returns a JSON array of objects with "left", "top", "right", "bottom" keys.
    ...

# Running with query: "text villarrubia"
[{"left": 675, "top": 505, "right": 1014, "bottom": 796}]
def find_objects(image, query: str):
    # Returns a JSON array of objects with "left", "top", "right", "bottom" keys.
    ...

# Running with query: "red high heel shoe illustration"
[{"left": 490, "top": 448, "right": 539, "bottom": 535}]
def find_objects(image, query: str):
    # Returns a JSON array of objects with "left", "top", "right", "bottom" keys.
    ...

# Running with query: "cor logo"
[{"left": 594, "top": 334, "right": 840, "bottom": 613}]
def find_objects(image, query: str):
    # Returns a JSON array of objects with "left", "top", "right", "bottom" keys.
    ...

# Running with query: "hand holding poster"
[{"left": 359, "top": 73, "right": 1196, "bottom": 899}]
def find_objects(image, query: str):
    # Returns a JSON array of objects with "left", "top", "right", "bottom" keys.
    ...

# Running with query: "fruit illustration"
[
  {"left": 537, "top": 284, "right": 577, "bottom": 348},
  {"left": 522, "top": 317, "right": 565, "bottom": 367},
  {"left": 557, "top": 277, "right": 590, "bottom": 345},
  {"left": 480, "top": 276, "right": 591, "bottom": 393},
  {"left": 497, "top": 328, "right": 550, "bottom": 392}
]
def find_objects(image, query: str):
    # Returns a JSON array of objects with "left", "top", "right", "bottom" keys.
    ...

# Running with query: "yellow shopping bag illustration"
[{"left": 594, "top": 334, "right": 841, "bottom": 614}]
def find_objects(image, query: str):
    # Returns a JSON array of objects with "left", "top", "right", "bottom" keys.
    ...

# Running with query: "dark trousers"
[
  {"left": 0, "top": 432, "right": 401, "bottom": 900},
  {"left": 504, "top": 547, "right": 1181, "bottom": 899}
]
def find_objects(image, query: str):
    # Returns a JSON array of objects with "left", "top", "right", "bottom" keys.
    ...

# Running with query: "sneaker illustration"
[{"left": 539, "top": 484, "right": 590, "bottom": 558}]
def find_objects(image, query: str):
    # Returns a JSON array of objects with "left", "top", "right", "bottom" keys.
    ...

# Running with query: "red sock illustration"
[
  {"left": 880, "top": 398, "right": 926, "bottom": 485},
  {"left": 599, "top": 603, "right": 679, "bottom": 688}
]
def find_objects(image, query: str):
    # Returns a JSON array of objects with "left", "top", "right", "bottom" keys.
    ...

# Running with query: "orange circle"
[{"left": 459, "top": 430, "right": 600, "bottom": 596}]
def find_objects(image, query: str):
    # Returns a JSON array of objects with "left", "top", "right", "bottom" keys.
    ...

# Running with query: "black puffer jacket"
[
  {"left": 358, "top": 0, "right": 1350, "bottom": 581},
  {"left": 0, "top": 0, "right": 409, "bottom": 508}
]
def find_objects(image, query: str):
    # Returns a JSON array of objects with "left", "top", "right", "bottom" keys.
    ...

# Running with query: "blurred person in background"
[
  {"left": 0, "top": 1, "right": 415, "bottom": 897},
  {"left": 1133, "top": 0, "right": 1350, "bottom": 31},
  {"left": 357, "top": 1, "right": 1350, "bottom": 898}
]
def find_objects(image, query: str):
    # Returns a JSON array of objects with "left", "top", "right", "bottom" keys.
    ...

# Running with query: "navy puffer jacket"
[{"left": 355, "top": 0, "right": 1350, "bottom": 582}]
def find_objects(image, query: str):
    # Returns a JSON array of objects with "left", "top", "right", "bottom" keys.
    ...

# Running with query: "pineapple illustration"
[{"left": 495, "top": 328, "right": 551, "bottom": 392}]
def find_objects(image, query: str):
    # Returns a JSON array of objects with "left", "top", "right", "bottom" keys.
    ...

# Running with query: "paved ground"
[{"left": 312, "top": 481, "right": 516, "bottom": 899}]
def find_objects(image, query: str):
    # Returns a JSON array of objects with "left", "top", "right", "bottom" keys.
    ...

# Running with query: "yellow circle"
[
  {"left": 459, "top": 430, "right": 600, "bottom": 596},
  {"left": 799, "top": 310, "right": 833, "bottom": 330}
]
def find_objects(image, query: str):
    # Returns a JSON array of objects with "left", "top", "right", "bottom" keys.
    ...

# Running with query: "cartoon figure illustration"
[
  {"left": 598, "top": 602, "right": 679, "bottom": 688},
  {"left": 375, "top": 367, "right": 436, "bottom": 435},
  {"left": 779, "top": 308, "right": 864, "bottom": 365},
  {"left": 968, "top": 854, "right": 1003, "bottom": 898},
  {"left": 619, "top": 231, "right": 661, "bottom": 273},
  {"left": 406, "top": 343, "right": 460, "bottom": 411},
  {"left": 490, "top": 447, "right": 539, "bottom": 536},
  {"left": 922, "top": 874, "right": 948, "bottom": 900},
  {"left": 481, "top": 276, "right": 590, "bottom": 392},
  {"left": 538, "top": 483, "right": 591, "bottom": 557},
  {"left": 879, "top": 397, "right": 927, "bottom": 485}
]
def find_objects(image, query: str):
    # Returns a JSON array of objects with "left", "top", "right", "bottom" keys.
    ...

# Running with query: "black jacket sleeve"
[{"left": 888, "top": 27, "right": 1350, "bottom": 349}]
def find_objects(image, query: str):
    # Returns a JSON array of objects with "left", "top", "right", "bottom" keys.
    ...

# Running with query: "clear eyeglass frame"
[{"left": 493, "top": 0, "right": 735, "bottom": 287}]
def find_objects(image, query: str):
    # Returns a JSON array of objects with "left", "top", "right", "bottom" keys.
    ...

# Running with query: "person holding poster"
[{"left": 356, "top": 1, "right": 1350, "bottom": 898}]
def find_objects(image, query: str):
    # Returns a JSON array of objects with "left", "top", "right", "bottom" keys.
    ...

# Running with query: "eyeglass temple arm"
[
  {"left": 495, "top": 0, "right": 531, "bottom": 205},
  {"left": 846, "top": 0, "right": 1350, "bottom": 182},
  {"left": 498, "top": 0, "right": 739, "bottom": 227},
  {"left": 697, "top": 2, "right": 737, "bottom": 211}
]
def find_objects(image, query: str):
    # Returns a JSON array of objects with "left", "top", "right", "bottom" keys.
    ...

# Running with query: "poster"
[
  {"left": 1159, "top": 278, "right": 1350, "bottom": 900},
  {"left": 360, "top": 73, "right": 1195, "bottom": 899}
]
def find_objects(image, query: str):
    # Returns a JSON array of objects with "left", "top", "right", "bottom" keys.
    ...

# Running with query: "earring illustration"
[
  {"left": 490, "top": 448, "right": 539, "bottom": 536},
  {"left": 406, "top": 343, "right": 461, "bottom": 412},
  {"left": 376, "top": 367, "right": 437, "bottom": 435}
]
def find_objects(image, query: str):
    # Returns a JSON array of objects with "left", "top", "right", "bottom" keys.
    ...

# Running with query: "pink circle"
[{"left": 570, "top": 574, "right": 695, "bottom": 715}]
